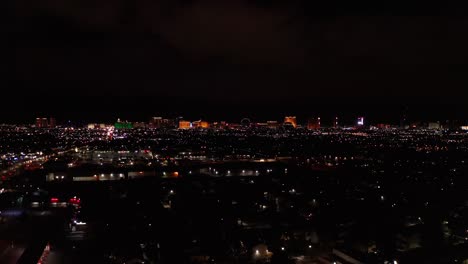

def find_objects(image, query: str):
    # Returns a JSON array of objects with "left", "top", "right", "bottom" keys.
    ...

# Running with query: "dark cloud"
[
  {"left": 4, "top": 1, "right": 468, "bottom": 103},
  {"left": 156, "top": 1, "right": 306, "bottom": 65}
]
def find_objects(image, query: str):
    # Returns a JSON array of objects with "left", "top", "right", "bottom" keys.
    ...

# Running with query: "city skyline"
[
  {"left": 3, "top": 1, "right": 468, "bottom": 263},
  {"left": 5, "top": 113, "right": 468, "bottom": 129},
  {"left": 1, "top": 96, "right": 467, "bottom": 124},
  {"left": 1, "top": 117, "right": 467, "bottom": 264}
]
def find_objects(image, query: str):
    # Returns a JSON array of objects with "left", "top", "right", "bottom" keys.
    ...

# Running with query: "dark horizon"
[
  {"left": 4, "top": 3, "right": 468, "bottom": 123},
  {"left": 2, "top": 95, "right": 467, "bottom": 125}
]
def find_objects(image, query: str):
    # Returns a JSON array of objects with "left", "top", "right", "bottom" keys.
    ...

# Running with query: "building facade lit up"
[
  {"left": 178, "top": 120, "right": 191, "bottom": 129},
  {"left": 284, "top": 116, "right": 297, "bottom": 128}
]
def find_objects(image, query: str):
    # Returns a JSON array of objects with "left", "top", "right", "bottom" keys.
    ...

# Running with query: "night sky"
[{"left": 3, "top": 1, "right": 468, "bottom": 122}]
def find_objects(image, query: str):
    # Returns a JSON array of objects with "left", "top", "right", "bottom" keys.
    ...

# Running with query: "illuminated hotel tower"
[
  {"left": 284, "top": 116, "right": 297, "bottom": 128},
  {"left": 357, "top": 117, "right": 365, "bottom": 126},
  {"left": 178, "top": 120, "right": 191, "bottom": 129},
  {"left": 307, "top": 117, "right": 321, "bottom": 129},
  {"left": 36, "top": 118, "right": 48, "bottom": 128},
  {"left": 333, "top": 117, "right": 339, "bottom": 128},
  {"left": 49, "top": 117, "right": 56, "bottom": 128}
]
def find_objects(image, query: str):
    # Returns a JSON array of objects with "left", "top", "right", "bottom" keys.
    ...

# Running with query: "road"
[
  {"left": 0, "top": 241, "right": 26, "bottom": 264},
  {"left": 1, "top": 147, "right": 83, "bottom": 180}
]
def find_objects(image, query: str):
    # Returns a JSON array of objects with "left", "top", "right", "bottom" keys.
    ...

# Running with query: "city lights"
[{"left": 0, "top": 113, "right": 466, "bottom": 264}]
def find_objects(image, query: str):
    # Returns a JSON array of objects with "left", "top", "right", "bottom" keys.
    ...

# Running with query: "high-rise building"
[
  {"left": 267, "top": 121, "right": 279, "bottom": 129},
  {"left": 149, "top": 117, "right": 177, "bottom": 128},
  {"left": 165, "top": 118, "right": 178, "bottom": 128},
  {"left": 357, "top": 117, "right": 365, "bottom": 126},
  {"left": 428, "top": 122, "right": 441, "bottom": 130},
  {"left": 284, "top": 116, "right": 297, "bottom": 128},
  {"left": 192, "top": 120, "right": 209, "bottom": 129},
  {"left": 376, "top": 124, "right": 391, "bottom": 129},
  {"left": 212, "top": 121, "right": 227, "bottom": 129},
  {"left": 400, "top": 106, "right": 409, "bottom": 128},
  {"left": 150, "top": 117, "right": 163, "bottom": 128},
  {"left": 49, "top": 117, "right": 56, "bottom": 128},
  {"left": 114, "top": 119, "right": 133, "bottom": 129},
  {"left": 133, "top": 122, "right": 146, "bottom": 128},
  {"left": 333, "top": 117, "right": 339, "bottom": 128},
  {"left": 36, "top": 118, "right": 48, "bottom": 128},
  {"left": 400, "top": 116, "right": 408, "bottom": 128},
  {"left": 178, "top": 120, "right": 191, "bottom": 129},
  {"left": 218, "top": 121, "right": 227, "bottom": 129},
  {"left": 307, "top": 117, "right": 321, "bottom": 130}
]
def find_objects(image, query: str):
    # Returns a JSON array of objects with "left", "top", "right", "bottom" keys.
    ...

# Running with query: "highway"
[
  {"left": 0, "top": 146, "right": 81, "bottom": 264},
  {"left": 1, "top": 147, "right": 83, "bottom": 180}
]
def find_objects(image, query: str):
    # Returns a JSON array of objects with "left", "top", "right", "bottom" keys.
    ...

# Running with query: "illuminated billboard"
[
  {"left": 114, "top": 122, "right": 133, "bottom": 129},
  {"left": 357, "top": 117, "right": 364, "bottom": 126}
]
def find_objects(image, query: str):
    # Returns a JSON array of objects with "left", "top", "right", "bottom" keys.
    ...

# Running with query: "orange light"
[
  {"left": 200, "top": 121, "right": 209, "bottom": 128},
  {"left": 178, "top": 121, "right": 191, "bottom": 129},
  {"left": 284, "top": 116, "right": 297, "bottom": 128}
]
